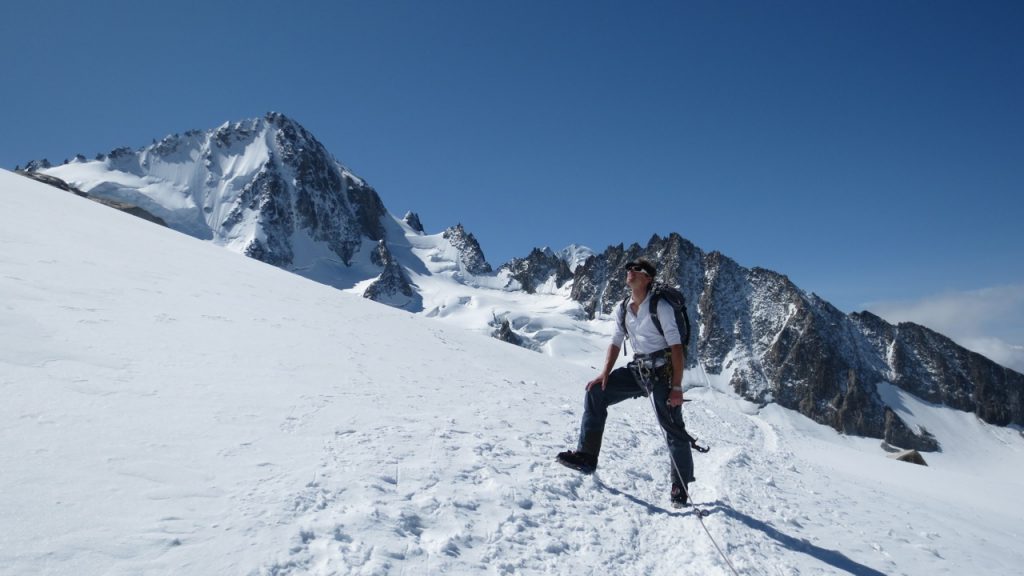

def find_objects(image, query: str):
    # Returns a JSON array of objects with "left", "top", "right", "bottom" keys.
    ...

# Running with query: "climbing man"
[{"left": 556, "top": 258, "right": 696, "bottom": 507}]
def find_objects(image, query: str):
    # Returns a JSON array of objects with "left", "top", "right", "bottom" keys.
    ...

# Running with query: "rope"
[
  {"left": 642, "top": 379, "right": 743, "bottom": 576},
  {"left": 694, "top": 509, "right": 742, "bottom": 576}
]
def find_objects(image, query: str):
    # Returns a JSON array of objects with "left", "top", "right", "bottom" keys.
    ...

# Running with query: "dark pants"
[{"left": 578, "top": 365, "right": 695, "bottom": 485}]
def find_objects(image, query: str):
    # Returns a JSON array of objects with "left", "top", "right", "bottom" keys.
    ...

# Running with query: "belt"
[{"left": 633, "top": 348, "right": 672, "bottom": 365}]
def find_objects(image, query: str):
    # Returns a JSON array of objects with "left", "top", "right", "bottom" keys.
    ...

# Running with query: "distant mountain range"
[{"left": 19, "top": 112, "right": 1023, "bottom": 450}]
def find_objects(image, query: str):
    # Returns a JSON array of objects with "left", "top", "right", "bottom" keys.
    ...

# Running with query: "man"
[{"left": 556, "top": 258, "right": 695, "bottom": 506}]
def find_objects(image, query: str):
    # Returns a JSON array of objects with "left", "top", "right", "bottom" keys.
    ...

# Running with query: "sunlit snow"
[{"left": 3, "top": 169, "right": 1023, "bottom": 575}]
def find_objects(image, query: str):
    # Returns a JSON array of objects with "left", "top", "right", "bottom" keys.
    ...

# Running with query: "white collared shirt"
[{"left": 611, "top": 291, "right": 682, "bottom": 355}]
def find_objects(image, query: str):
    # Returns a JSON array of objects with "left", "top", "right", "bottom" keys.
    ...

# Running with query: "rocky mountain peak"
[
  {"left": 442, "top": 224, "right": 492, "bottom": 275},
  {"left": 498, "top": 247, "right": 573, "bottom": 294},
  {"left": 557, "top": 244, "right": 596, "bottom": 272},
  {"left": 215, "top": 114, "right": 388, "bottom": 267},
  {"left": 364, "top": 240, "right": 422, "bottom": 311},
  {"left": 28, "top": 114, "right": 390, "bottom": 276},
  {"left": 403, "top": 211, "right": 425, "bottom": 233},
  {"left": 23, "top": 159, "right": 53, "bottom": 171}
]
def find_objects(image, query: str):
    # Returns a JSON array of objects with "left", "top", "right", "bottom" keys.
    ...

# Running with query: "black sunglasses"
[{"left": 626, "top": 264, "right": 650, "bottom": 275}]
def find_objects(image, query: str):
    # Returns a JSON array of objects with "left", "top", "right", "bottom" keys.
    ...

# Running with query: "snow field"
[{"left": 3, "top": 168, "right": 1023, "bottom": 576}]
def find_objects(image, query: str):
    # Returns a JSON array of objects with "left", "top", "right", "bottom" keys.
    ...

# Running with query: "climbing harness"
[{"left": 630, "top": 352, "right": 710, "bottom": 453}]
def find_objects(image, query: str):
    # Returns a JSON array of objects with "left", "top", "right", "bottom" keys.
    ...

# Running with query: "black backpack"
[{"left": 619, "top": 284, "right": 692, "bottom": 349}]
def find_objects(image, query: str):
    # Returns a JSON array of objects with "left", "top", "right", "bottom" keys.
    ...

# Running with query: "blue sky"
[{"left": 2, "top": 1, "right": 1022, "bottom": 363}]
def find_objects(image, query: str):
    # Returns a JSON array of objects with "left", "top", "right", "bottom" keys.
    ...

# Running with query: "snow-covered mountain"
[
  {"left": 24, "top": 114, "right": 1023, "bottom": 453},
  {"left": 568, "top": 233, "right": 1024, "bottom": 451},
  {"left": 23, "top": 113, "right": 609, "bottom": 356},
  {"left": 497, "top": 247, "right": 574, "bottom": 295},
  {"left": 558, "top": 244, "right": 597, "bottom": 272},
  {"left": 33, "top": 113, "right": 401, "bottom": 295},
  {"left": 5, "top": 166, "right": 1024, "bottom": 576}
]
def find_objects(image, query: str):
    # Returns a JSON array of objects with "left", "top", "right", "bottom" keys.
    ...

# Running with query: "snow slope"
[
  {"left": 3, "top": 168, "right": 1023, "bottom": 576},
  {"left": 36, "top": 125, "right": 602, "bottom": 362},
  {"left": 358, "top": 219, "right": 610, "bottom": 365}
]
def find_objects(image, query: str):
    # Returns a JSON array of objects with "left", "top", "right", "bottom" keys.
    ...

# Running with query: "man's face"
[{"left": 626, "top": 265, "right": 652, "bottom": 289}]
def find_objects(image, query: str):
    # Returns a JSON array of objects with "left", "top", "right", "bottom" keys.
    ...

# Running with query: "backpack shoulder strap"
[
  {"left": 648, "top": 286, "right": 665, "bottom": 336},
  {"left": 618, "top": 295, "right": 630, "bottom": 334},
  {"left": 618, "top": 295, "right": 631, "bottom": 356}
]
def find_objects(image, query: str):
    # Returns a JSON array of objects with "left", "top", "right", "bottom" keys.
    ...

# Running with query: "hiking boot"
[
  {"left": 556, "top": 450, "right": 597, "bottom": 474},
  {"left": 671, "top": 481, "right": 689, "bottom": 507}
]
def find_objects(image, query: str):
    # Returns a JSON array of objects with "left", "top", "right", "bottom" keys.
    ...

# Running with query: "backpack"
[{"left": 619, "top": 284, "right": 692, "bottom": 350}]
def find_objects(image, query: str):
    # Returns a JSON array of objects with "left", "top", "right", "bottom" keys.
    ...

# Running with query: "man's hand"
[
  {"left": 668, "top": 387, "right": 684, "bottom": 407},
  {"left": 587, "top": 373, "right": 608, "bottom": 391}
]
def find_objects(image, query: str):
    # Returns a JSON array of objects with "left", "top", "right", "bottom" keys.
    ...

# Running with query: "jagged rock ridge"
[
  {"left": 498, "top": 247, "right": 573, "bottom": 294},
  {"left": 567, "top": 232, "right": 1023, "bottom": 451},
  {"left": 364, "top": 240, "right": 422, "bottom": 311},
  {"left": 442, "top": 224, "right": 492, "bottom": 275},
  {"left": 403, "top": 211, "right": 425, "bottom": 234}
]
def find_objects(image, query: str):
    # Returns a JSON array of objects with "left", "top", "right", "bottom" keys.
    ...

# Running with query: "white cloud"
[
  {"left": 956, "top": 337, "right": 1024, "bottom": 375},
  {"left": 866, "top": 285, "right": 1024, "bottom": 374}
]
